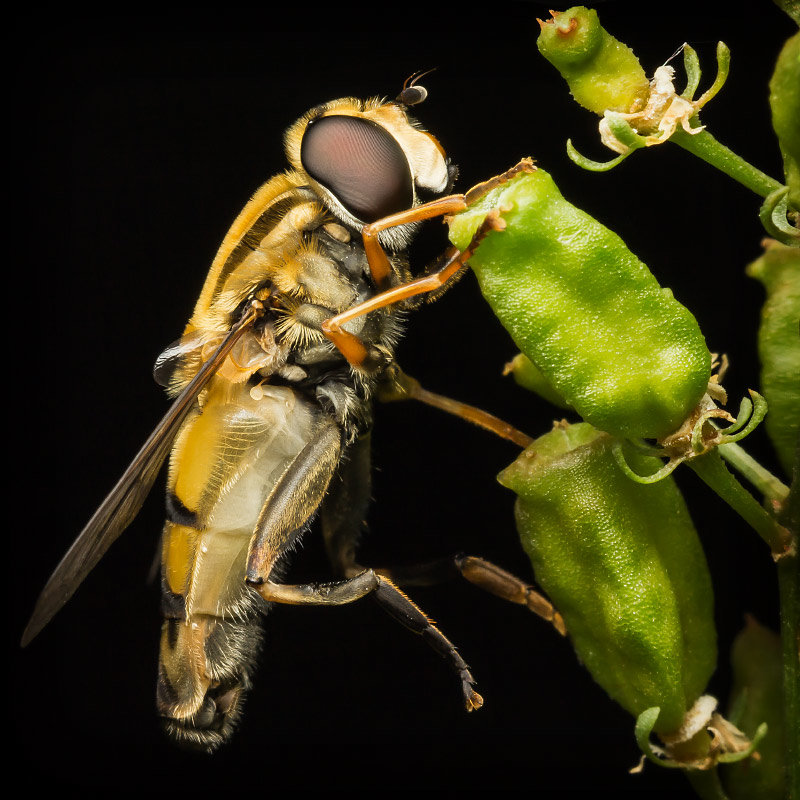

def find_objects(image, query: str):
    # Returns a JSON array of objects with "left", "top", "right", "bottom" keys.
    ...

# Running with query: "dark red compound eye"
[{"left": 300, "top": 115, "right": 414, "bottom": 223}]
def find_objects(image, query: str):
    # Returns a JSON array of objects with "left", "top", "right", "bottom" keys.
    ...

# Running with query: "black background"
[{"left": 13, "top": 2, "right": 794, "bottom": 795}]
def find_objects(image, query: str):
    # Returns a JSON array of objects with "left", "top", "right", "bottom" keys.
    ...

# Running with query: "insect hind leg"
[
  {"left": 248, "top": 568, "right": 483, "bottom": 712},
  {"left": 320, "top": 432, "right": 372, "bottom": 579},
  {"left": 374, "top": 555, "right": 566, "bottom": 636},
  {"left": 245, "top": 426, "right": 481, "bottom": 711}
]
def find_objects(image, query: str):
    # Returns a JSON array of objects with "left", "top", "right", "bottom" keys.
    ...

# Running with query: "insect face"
[{"left": 286, "top": 97, "right": 457, "bottom": 247}]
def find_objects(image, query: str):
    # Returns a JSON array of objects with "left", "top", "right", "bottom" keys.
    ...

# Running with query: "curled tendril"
[
  {"left": 612, "top": 442, "right": 683, "bottom": 484},
  {"left": 613, "top": 390, "right": 767, "bottom": 485},
  {"left": 759, "top": 186, "right": 800, "bottom": 244},
  {"left": 569, "top": 41, "right": 731, "bottom": 173},
  {"left": 708, "top": 391, "right": 768, "bottom": 444},
  {"left": 567, "top": 113, "right": 650, "bottom": 170},
  {"left": 566, "top": 138, "right": 634, "bottom": 172}
]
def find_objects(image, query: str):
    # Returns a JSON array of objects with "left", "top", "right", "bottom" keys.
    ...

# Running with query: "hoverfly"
[{"left": 23, "top": 74, "right": 563, "bottom": 752}]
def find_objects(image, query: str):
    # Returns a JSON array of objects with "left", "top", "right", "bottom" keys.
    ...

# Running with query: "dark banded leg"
[
  {"left": 245, "top": 427, "right": 481, "bottom": 712},
  {"left": 318, "top": 439, "right": 565, "bottom": 636},
  {"left": 373, "top": 576, "right": 482, "bottom": 711},
  {"left": 249, "top": 568, "right": 482, "bottom": 712},
  {"left": 372, "top": 554, "right": 566, "bottom": 636}
]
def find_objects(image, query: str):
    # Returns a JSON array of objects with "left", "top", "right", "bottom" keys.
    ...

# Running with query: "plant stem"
[
  {"left": 718, "top": 442, "right": 790, "bottom": 504},
  {"left": 671, "top": 128, "right": 784, "bottom": 199},
  {"left": 778, "top": 460, "right": 799, "bottom": 800},
  {"left": 686, "top": 768, "right": 730, "bottom": 800},
  {"left": 778, "top": 552, "right": 800, "bottom": 800},
  {"left": 688, "top": 450, "right": 791, "bottom": 556}
]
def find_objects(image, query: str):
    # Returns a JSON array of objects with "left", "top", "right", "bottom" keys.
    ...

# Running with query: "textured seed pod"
[
  {"left": 498, "top": 422, "right": 716, "bottom": 735},
  {"left": 769, "top": 29, "right": 800, "bottom": 210},
  {"left": 449, "top": 169, "right": 711, "bottom": 440},
  {"left": 746, "top": 240, "right": 800, "bottom": 476},
  {"left": 536, "top": 6, "right": 649, "bottom": 115}
]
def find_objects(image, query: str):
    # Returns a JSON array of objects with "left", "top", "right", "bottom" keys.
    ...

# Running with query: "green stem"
[
  {"left": 688, "top": 450, "right": 791, "bottom": 555},
  {"left": 718, "top": 442, "right": 790, "bottom": 504},
  {"left": 779, "top": 553, "right": 800, "bottom": 800},
  {"left": 671, "top": 128, "right": 784, "bottom": 199},
  {"left": 686, "top": 768, "right": 730, "bottom": 800}
]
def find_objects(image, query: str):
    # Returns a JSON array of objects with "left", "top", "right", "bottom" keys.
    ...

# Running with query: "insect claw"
[{"left": 465, "top": 688, "right": 484, "bottom": 712}]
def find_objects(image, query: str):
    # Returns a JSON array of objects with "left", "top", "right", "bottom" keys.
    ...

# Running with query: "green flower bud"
[
  {"left": 536, "top": 6, "right": 650, "bottom": 115},
  {"left": 746, "top": 240, "right": 800, "bottom": 477},
  {"left": 498, "top": 422, "right": 716, "bottom": 735},
  {"left": 504, "top": 353, "right": 571, "bottom": 409},
  {"left": 769, "top": 30, "right": 800, "bottom": 210},
  {"left": 722, "top": 617, "right": 786, "bottom": 800},
  {"left": 449, "top": 167, "right": 711, "bottom": 440}
]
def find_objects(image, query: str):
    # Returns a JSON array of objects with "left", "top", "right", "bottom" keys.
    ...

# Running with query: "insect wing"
[
  {"left": 153, "top": 329, "right": 218, "bottom": 389},
  {"left": 21, "top": 305, "right": 262, "bottom": 646}
]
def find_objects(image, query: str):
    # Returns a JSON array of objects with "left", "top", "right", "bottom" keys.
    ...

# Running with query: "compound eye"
[{"left": 300, "top": 115, "right": 413, "bottom": 223}]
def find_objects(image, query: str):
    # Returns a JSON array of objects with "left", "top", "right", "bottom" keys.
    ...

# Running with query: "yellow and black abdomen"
[{"left": 157, "top": 380, "right": 319, "bottom": 751}]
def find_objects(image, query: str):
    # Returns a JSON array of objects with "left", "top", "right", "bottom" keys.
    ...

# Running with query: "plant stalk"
[
  {"left": 718, "top": 442, "right": 790, "bottom": 504},
  {"left": 686, "top": 768, "right": 730, "bottom": 800},
  {"left": 687, "top": 450, "right": 791, "bottom": 556},
  {"left": 671, "top": 128, "right": 784, "bottom": 200},
  {"left": 778, "top": 552, "right": 800, "bottom": 800},
  {"left": 778, "top": 455, "right": 799, "bottom": 800}
]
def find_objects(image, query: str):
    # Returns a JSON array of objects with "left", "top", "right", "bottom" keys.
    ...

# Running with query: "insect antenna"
[{"left": 396, "top": 68, "right": 437, "bottom": 106}]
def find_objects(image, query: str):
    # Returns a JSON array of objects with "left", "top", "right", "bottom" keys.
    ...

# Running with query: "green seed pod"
[
  {"left": 498, "top": 422, "right": 716, "bottom": 735},
  {"left": 504, "top": 353, "right": 571, "bottom": 409},
  {"left": 722, "top": 617, "right": 786, "bottom": 800},
  {"left": 536, "top": 6, "right": 650, "bottom": 115},
  {"left": 746, "top": 240, "right": 800, "bottom": 476},
  {"left": 769, "top": 30, "right": 800, "bottom": 210},
  {"left": 449, "top": 168, "right": 711, "bottom": 440}
]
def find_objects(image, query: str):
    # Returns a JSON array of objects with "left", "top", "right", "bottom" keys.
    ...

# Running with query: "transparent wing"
[
  {"left": 21, "top": 303, "right": 263, "bottom": 646},
  {"left": 153, "top": 329, "right": 220, "bottom": 389}
]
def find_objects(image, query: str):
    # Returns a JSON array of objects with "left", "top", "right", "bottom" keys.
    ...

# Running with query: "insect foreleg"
[
  {"left": 322, "top": 211, "right": 505, "bottom": 369},
  {"left": 360, "top": 158, "right": 537, "bottom": 290},
  {"left": 361, "top": 195, "right": 469, "bottom": 290}
]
